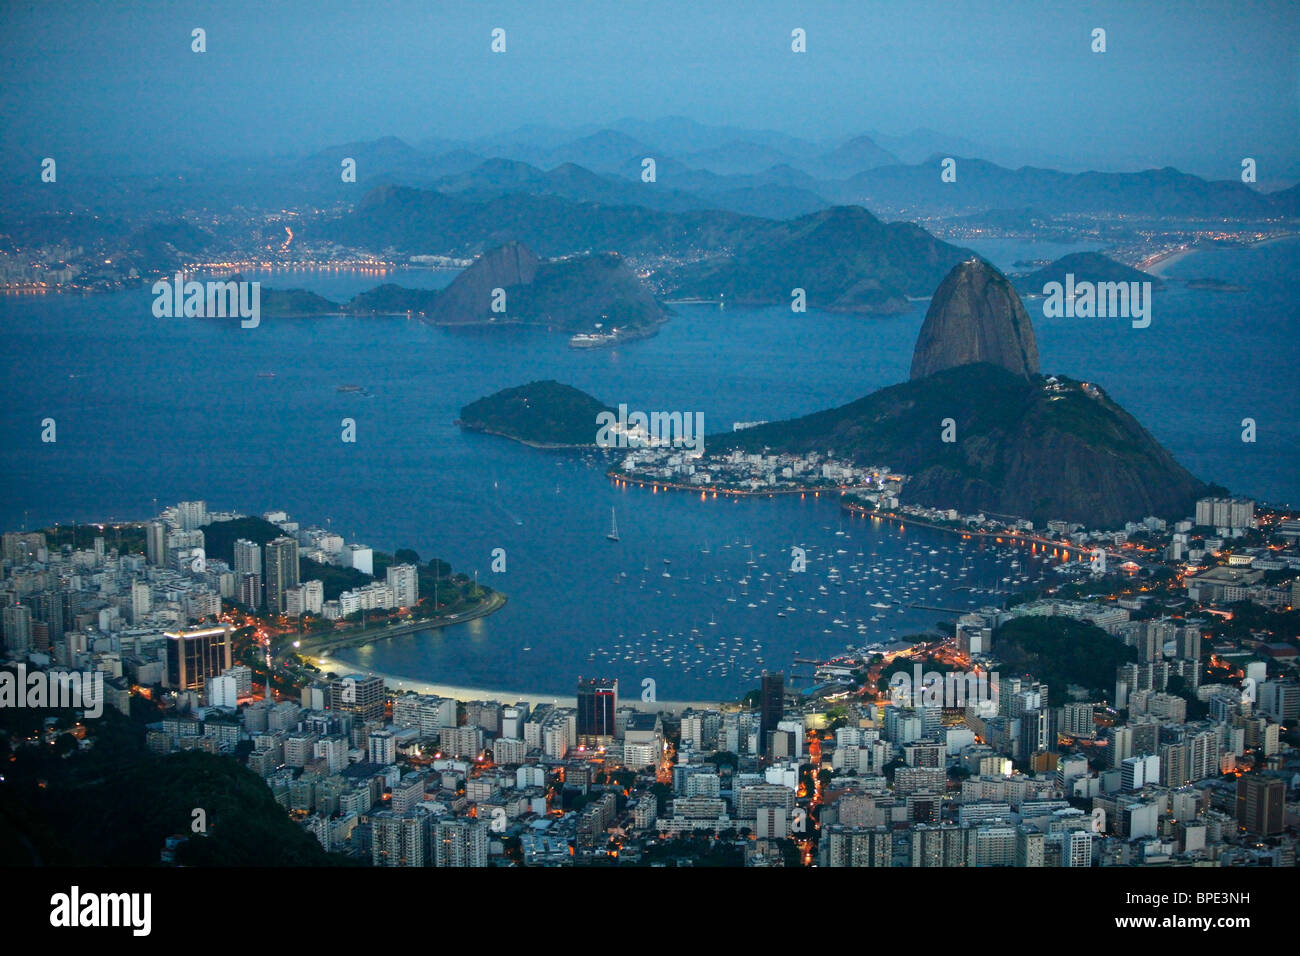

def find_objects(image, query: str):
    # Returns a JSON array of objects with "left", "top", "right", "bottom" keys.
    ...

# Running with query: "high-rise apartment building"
[
  {"left": 434, "top": 819, "right": 488, "bottom": 867},
  {"left": 264, "top": 537, "right": 300, "bottom": 615},
  {"left": 386, "top": 564, "right": 418, "bottom": 608},
  {"left": 146, "top": 521, "right": 168, "bottom": 566},
  {"left": 1236, "top": 775, "right": 1284, "bottom": 836},
  {"left": 372, "top": 811, "right": 427, "bottom": 867},
  {"left": 760, "top": 671, "right": 785, "bottom": 752},
  {"left": 1194, "top": 497, "right": 1254, "bottom": 530},
  {"left": 234, "top": 538, "right": 262, "bottom": 576},
  {"left": 576, "top": 677, "right": 618, "bottom": 742},
  {"left": 176, "top": 500, "right": 208, "bottom": 531},
  {"left": 164, "top": 624, "right": 234, "bottom": 691},
  {"left": 238, "top": 572, "right": 262, "bottom": 609},
  {"left": 2, "top": 604, "right": 33, "bottom": 655},
  {"left": 329, "top": 673, "right": 385, "bottom": 721}
]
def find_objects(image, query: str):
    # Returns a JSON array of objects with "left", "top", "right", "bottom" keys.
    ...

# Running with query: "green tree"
[
  {"left": 650, "top": 782, "right": 673, "bottom": 816},
  {"left": 705, "top": 751, "right": 738, "bottom": 770}
]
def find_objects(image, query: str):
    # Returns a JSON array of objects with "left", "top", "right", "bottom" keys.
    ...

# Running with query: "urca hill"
[{"left": 716, "top": 258, "right": 1206, "bottom": 527}]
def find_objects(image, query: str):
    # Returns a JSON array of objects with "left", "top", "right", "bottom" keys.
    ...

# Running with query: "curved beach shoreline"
[{"left": 312, "top": 651, "right": 728, "bottom": 713}]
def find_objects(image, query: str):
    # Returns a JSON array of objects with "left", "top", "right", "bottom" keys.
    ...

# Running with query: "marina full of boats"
[
  {"left": 342, "top": 458, "right": 1067, "bottom": 701},
  {"left": 583, "top": 515, "right": 1056, "bottom": 688}
]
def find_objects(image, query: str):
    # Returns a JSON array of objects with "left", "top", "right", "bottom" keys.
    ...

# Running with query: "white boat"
[
  {"left": 569, "top": 331, "right": 617, "bottom": 348},
  {"left": 606, "top": 507, "right": 620, "bottom": 542}
]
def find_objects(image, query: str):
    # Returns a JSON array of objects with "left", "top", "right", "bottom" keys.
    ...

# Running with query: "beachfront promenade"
[{"left": 286, "top": 589, "right": 508, "bottom": 659}]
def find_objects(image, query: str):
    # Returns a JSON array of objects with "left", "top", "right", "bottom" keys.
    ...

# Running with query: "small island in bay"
[
  {"left": 260, "top": 286, "right": 343, "bottom": 317},
  {"left": 1183, "top": 277, "right": 1247, "bottom": 292},
  {"left": 256, "top": 241, "right": 672, "bottom": 343},
  {"left": 457, "top": 380, "right": 615, "bottom": 447},
  {"left": 422, "top": 241, "right": 673, "bottom": 344},
  {"left": 1012, "top": 251, "right": 1163, "bottom": 297}
]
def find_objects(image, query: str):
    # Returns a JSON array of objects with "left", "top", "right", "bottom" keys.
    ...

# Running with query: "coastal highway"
[{"left": 845, "top": 503, "right": 1094, "bottom": 559}]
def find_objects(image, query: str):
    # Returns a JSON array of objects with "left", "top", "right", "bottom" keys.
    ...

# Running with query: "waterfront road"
[{"left": 277, "top": 589, "right": 508, "bottom": 662}]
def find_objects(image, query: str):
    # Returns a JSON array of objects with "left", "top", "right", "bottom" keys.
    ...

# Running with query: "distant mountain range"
[
  {"left": 271, "top": 196, "right": 976, "bottom": 325},
  {"left": 836, "top": 158, "right": 1286, "bottom": 219},
  {"left": 659, "top": 206, "right": 967, "bottom": 311},
  {"left": 10, "top": 119, "right": 1297, "bottom": 228},
  {"left": 327, "top": 190, "right": 974, "bottom": 312},
  {"left": 315, "top": 141, "right": 1299, "bottom": 222},
  {"left": 0, "top": 212, "right": 220, "bottom": 272}
]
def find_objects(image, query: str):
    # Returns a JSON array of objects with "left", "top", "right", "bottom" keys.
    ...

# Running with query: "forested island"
[{"left": 457, "top": 380, "right": 614, "bottom": 447}]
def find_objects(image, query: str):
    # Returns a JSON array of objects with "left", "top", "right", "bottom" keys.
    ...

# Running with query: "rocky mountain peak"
[{"left": 910, "top": 258, "right": 1040, "bottom": 380}]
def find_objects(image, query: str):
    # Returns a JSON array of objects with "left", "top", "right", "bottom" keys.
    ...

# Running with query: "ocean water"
[{"left": 1, "top": 239, "right": 1295, "bottom": 699}]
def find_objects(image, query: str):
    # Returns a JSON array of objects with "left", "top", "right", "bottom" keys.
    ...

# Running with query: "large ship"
[
  {"left": 570, "top": 316, "right": 618, "bottom": 348},
  {"left": 569, "top": 331, "right": 618, "bottom": 349}
]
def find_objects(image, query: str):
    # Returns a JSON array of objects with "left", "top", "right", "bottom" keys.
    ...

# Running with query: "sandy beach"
[
  {"left": 1143, "top": 246, "right": 1198, "bottom": 276},
  {"left": 312, "top": 652, "right": 729, "bottom": 713},
  {"left": 1145, "top": 233, "right": 1300, "bottom": 277}
]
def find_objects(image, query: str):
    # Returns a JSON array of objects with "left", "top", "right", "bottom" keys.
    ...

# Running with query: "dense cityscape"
[{"left": 3, "top": 483, "right": 1296, "bottom": 869}]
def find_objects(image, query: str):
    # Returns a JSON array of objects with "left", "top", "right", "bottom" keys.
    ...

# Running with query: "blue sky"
[{"left": 2, "top": 0, "right": 1297, "bottom": 177}]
